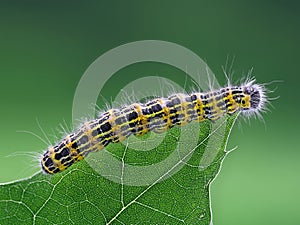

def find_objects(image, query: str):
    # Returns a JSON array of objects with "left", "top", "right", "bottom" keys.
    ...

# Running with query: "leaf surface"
[{"left": 0, "top": 114, "right": 237, "bottom": 225}]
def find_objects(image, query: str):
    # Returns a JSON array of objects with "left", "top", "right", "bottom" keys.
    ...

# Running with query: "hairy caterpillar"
[{"left": 40, "top": 79, "right": 266, "bottom": 174}]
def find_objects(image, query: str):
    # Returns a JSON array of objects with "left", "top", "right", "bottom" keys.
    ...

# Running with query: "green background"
[{"left": 0, "top": 1, "right": 299, "bottom": 224}]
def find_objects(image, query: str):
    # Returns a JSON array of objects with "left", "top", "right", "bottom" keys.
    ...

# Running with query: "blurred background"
[{"left": 0, "top": 1, "right": 299, "bottom": 224}]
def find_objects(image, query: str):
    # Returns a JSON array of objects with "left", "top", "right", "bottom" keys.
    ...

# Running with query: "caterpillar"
[{"left": 40, "top": 79, "right": 266, "bottom": 174}]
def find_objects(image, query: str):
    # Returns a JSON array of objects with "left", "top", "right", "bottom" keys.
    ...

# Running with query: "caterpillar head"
[{"left": 240, "top": 80, "right": 267, "bottom": 114}]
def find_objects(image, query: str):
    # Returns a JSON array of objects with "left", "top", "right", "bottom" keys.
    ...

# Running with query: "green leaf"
[{"left": 0, "top": 114, "right": 238, "bottom": 225}]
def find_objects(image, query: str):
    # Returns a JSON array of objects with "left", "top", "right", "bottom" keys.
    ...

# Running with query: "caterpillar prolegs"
[{"left": 40, "top": 80, "right": 266, "bottom": 174}]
